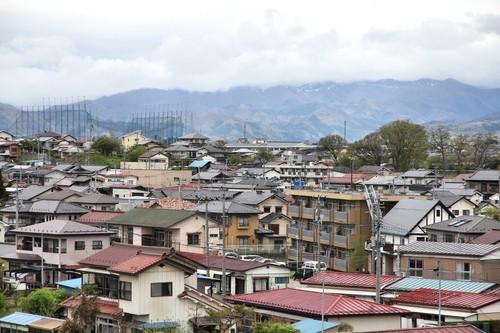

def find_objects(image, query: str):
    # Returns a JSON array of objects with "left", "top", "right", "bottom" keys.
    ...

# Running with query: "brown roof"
[
  {"left": 108, "top": 254, "right": 166, "bottom": 275},
  {"left": 138, "top": 197, "right": 196, "bottom": 209},
  {"left": 366, "top": 325, "right": 482, "bottom": 333},
  {"left": 471, "top": 229, "right": 500, "bottom": 244},
  {"left": 76, "top": 211, "right": 124, "bottom": 224},
  {"left": 60, "top": 296, "right": 122, "bottom": 316}
]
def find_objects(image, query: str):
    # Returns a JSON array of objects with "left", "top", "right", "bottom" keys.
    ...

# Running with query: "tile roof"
[
  {"left": 302, "top": 272, "right": 403, "bottom": 289},
  {"left": 76, "top": 211, "right": 124, "bottom": 224},
  {"left": 226, "top": 288, "right": 408, "bottom": 317},
  {"left": 108, "top": 254, "right": 165, "bottom": 274},
  {"left": 60, "top": 296, "right": 122, "bottom": 316},
  {"left": 467, "top": 170, "right": 500, "bottom": 182},
  {"left": 393, "top": 288, "right": 500, "bottom": 309},
  {"left": 179, "top": 252, "right": 271, "bottom": 272},
  {"left": 233, "top": 191, "right": 286, "bottom": 206},
  {"left": 259, "top": 212, "right": 292, "bottom": 224},
  {"left": 12, "top": 220, "right": 113, "bottom": 235},
  {"left": 398, "top": 241, "right": 500, "bottom": 257},
  {"left": 189, "top": 201, "right": 261, "bottom": 214},
  {"left": 401, "top": 169, "right": 437, "bottom": 178},
  {"left": 322, "top": 173, "right": 375, "bottom": 184},
  {"left": 382, "top": 199, "right": 443, "bottom": 236},
  {"left": 18, "top": 185, "right": 53, "bottom": 200},
  {"left": 471, "top": 229, "right": 500, "bottom": 244},
  {"left": 0, "top": 312, "right": 43, "bottom": 325},
  {"left": 107, "top": 208, "right": 196, "bottom": 228},
  {"left": 138, "top": 197, "right": 196, "bottom": 209},
  {"left": 365, "top": 325, "right": 482, "bottom": 333},
  {"left": 385, "top": 277, "right": 495, "bottom": 293},
  {"left": 424, "top": 216, "right": 500, "bottom": 234},
  {"left": 179, "top": 133, "right": 208, "bottom": 140},
  {"left": 37, "top": 189, "right": 82, "bottom": 201},
  {"left": 69, "top": 193, "right": 119, "bottom": 205},
  {"left": 428, "top": 190, "right": 464, "bottom": 207}
]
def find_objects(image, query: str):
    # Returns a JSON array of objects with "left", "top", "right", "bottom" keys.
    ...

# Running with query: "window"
[
  {"left": 119, "top": 281, "right": 132, "bottom": 301},
  {"left": 127, "top": 226, "right": 133, "bottom": 245},
  {"left": 75, "top": 241, "right": 85, "bottom": 250},
  {"left": 457, "top": 262, "right": 471, "bottom": 281},
  {"left": 187, "top": 233, "right": 200, "bottom": 245},
  {"left": 444, "top": 233, "right": 455, "bottom": 243},
  {"left": 92, "top": 240, "right": 103, "bottom": 250},
  {"left": 409, "top": 259, "right": 423, "bottom": 277},
  {"left": 263, "top": 206, "right": 271, "bottom": 213},
  {"left": 275, "top": 276, "right": 289, "bottom": 284},
  {"left": 238, "top": 216, "right": 249, "bottom": 228},
  {"left": 416, "top": 236, "right": 426, "bottom": 242},
  {"left": 209, "top": 233, "right": 219, "bottom": 238},
  {"left": 238, "top": 237, "right": 249, "bottom": 246},
  {"left": 462, "top": 210, "right": 470, "bottom": 216},
  {"left": 151, "top": 282, "right": 172, "bottom": 297},
  {"left": 429, "top": 234, "right": 437, "bottom": 242},
  {"left": 275, "top": 206, "right": 283, "bottom": 214},
  {"left": 436, "top": 209, "right": 441, "bottom": 217},
  {"left": 43, "top": 238, "right": 60, "bottom": 253},
  {"left": 452, "top": 210, "right": 459, "bottom": 215}
]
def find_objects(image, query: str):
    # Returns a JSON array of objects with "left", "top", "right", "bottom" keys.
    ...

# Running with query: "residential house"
[
  {"left": 0, "top": 312, "right": 65, "bottom": 333},
  {"left": 426, "top": 190, "right": 477, "bottom": 216},
  {"left": 0, "top": 200, "right": 89, "bottom": 226},
  {"left": 166, "top": 145, "right": 199, "bottom": 162},
  {"left": 120, "top": 130, "right": 149, "bottom": 151},
  {"left": 357, "top": 165, "right": 394, "bottom": 175},
  {"left": 471, "top": 230, "right": 500, "bottom": 245},
  {"left": 300, "top": 271, "right": 403, "bottom": 301},
  {"left": 0, "top": 130, "right": 15, "bottom": 141},
  {"left": 36, "top": 189, "right": 82, "bottom": 202},
  {"left": 69, "top": 193, "right": 119, "bottom": 211},
  {"left": 398, "top": 241, "right": 500, "bottom": 283},
  {"left": 189, "top": 201, "right": 262, "bottom": 250},
  {"left": 256, "top": 213, "right": 292, "bottom": 250},
  {"left": 178, "top": 133, "right": 209, "bottom": 147},
  {"left": 192, "top": 170, "right": 231, "bottom": 184},
  {"left": 2, "top": 220, "right": 113, "bottom": 284},
  {"left": 384, "top": 277, "right": 496, "bottom": 296},
  {"left": 321, "top": 173, "right": 376, "bottom": 190},
  {"left": 287, "top": 189, "right": 372, "bottom": 272},
  {"left": 235, "top": 167, "right": 281, "bottom": 180},
  {"left": 76, "top": 211, "right": 124, "bottom": 228},
  {"left": 424, "top": 216, "right": 500, "bottom": 243},
  {"left": 232, "top": 190, "right": 289, "bottom": 217},
  {"left": 443, "top": 188, "right": 484, "bottom": 206},
  {"left": 367, "top": 326, "right": 484, "bottom": 333},
  {"left": 195, "top": 145, "right": 228, "bottom": 163},
  {"left": 35, "top": 131, "right": 62, "bottom": 150},
  {"left": 376, "top": 199, "right": 453, "bottom": 275},
  {"left": 181, "top": 251, "right": 291, "bottom": 295},
  {"left": 269, "top": 161, "right": 334, "bottom": 186},
  {"left": 391, "top": 288, "right": 500, "bottom": 327},
  {"left": 107, "top": 208, "right": 221, "bottom": 253},
  {"left": 225, "top": 288, "right": 408, "bottom": 332},
  {"left": 77, "top": 243, "right": 230, "bottom": 332},
  {"left": 0, "top": 141, "right": 21, "bottom": 161},
  {"left": 100, "top": 172, "right": 138, "bottom": 187},
  {"left": 18, "top": 185, "right": 57, "bottom": 201},
  {"left": 400, "top": 169, "right": 443, "bottom": 186},
  {"left": 120, "top": 149, "right": 169, "bottom": 171},
  {"left": 363, "top": 175, "right": 411, "bottom": 193},
  {"left": 466, "top": 170, "right": 500, "bottom": 198}
]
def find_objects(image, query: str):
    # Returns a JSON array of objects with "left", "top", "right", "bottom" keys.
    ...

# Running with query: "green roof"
[{"left": 107, "top": 208, "right": 196, "bottom": 228}]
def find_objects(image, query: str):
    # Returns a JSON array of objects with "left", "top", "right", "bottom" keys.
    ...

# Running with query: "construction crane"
[{"left": 364, "top": 184, "right": 383, "bottom": 303}]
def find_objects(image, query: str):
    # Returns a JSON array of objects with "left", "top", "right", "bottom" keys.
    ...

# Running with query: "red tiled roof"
[
  {"left": 60, "top": 296, "right": 122, "bottom": 316},
  {"left": 179, "top": 252, "right": 269, "bottom": 272},
  {"left": 393, "top": 288, "right": 500, "bottom": 310},
  {"left": 76, "top": 211, "right": 123, "bottom": 224},
  {"left": 108, "top": 254, "right": 165, "bottom": 275},
  {"left": 366, "top": 325, "right": 482, "bottom": 333},
  {"left": 471, "top": 229, "right": 500, "bottom": 244},
  {"left": 225, "top": 288, "right": 408, "bottom": 317},
  {"left": 302, "top": 272, "right": 403, "bottom": 289}
]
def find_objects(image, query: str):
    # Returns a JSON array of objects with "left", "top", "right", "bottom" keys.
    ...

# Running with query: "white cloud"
[{"left": 0, "top": 0, "right": 500, "bottom": 105}]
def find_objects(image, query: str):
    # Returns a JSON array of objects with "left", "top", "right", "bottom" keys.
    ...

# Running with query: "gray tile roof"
[
  {"left": 179, "top": 133, "right": 209, "bottom": 140},
  {"left": 189, "top": 201, "right": 261, "bottom": 214},
  {"left": 12, "top": 220, "right": 112, "bottom": 235},
  {"left": 37, "top": 189, "right": 82, "bottom": 201},
  {"left": 401, "top": 169, "right": 437, "bottom": 178},
  {"left": 18, "top": 185, "right": 53, "bottom": 201},
  {"left": 428, "top": 190, "right": 464, "bottom": 207},
  {"left": 107, "top": 208, "right": 196, "bottom": 228},
  {"left": 468, "top": 170, "right": 500, "bottom": 182},
  {"left": 0, "top": 200, "right": 89, "bottom": 214},
  {"left": 381, "top": 199, "right": 442, "bottom": 236},
  {"left": 399, "top": 241, "right": 500, "bottom": 256},
  {"left": 232, "top": 191, "right": 276, "bottom": 206},
  {"left": 69, "top": 193, "right": 119, "bottom": 205},
  {"left": 423, "top": 216, "right": 500, "bottom": 234}
]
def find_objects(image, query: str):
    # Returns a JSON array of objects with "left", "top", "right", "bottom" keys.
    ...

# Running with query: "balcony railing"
[
  {"left": 288, "top": 226, "right": 299, "bottom": 237},
  {"left": 303, "top": 229, "right": 314, "bottom": 239},
  {"left": 302, "top": 251, "right": 315, "bottom": 261},
  {"left": 288, "top": 248, "right": 298, "bottom": 258},
  {"left": 334, "top": 258, "right": 347, "bottom": 269},
  {"left": 289, "top": 205, "right": 300, "bottom": 216},
  {"left": 335, "top": 235, "right": 347, "bottom": 244},
  {"left": 335, "top": 210, "right": 348, "bottom": 221},
  {"left": 320, "top": 231, "right": 330, "bottom": 241}
]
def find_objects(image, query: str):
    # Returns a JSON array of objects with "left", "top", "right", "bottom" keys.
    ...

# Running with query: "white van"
[{"left": 301, "top": 261, "right": 327, "bottom": 272}]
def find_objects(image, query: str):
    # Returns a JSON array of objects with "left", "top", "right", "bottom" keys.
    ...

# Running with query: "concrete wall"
[{"left": 120, "top": 169, "right": 192, "bottom": 188}]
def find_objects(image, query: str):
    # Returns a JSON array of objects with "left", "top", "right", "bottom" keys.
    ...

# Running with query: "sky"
[{"left": 1, "top": 0, "right": 500, "bottom": 105}]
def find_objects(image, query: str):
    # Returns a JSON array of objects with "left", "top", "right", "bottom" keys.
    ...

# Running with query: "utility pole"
[
  {"left": 434, "top": 261, "right": 442, "bottom": 326},
  {"left": 221, "top": 192, "right": 227, "bottom": 296},
  {"left": 364, "top": 184, "right": 383, "bottom": 303},
  {"left": 315, "top": 196, "right": 321, "bottom": 269}
]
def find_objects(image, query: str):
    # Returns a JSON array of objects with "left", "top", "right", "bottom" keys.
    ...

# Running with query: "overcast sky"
[{"left": 1, "top": 0, "right": 500, "bottom": 105}]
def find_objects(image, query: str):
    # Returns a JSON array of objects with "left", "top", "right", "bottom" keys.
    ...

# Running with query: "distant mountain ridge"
[{"left": 1, "top": 78, "right": 500, "bottom": 140}]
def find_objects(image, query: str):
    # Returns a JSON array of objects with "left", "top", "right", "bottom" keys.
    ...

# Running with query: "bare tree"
[
  {"left": 471, "top": 134, "right": 498, "bottom": 168},
  {"left": 429, "top": 126, "right": 451, "bottom": 170},
  {"left": 451, "top": 134, "right": 469, "bottom": 171}
]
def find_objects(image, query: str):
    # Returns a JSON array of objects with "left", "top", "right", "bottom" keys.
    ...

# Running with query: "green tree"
[
  {"left": 350, "top": 132, "right": 386, "bottom": 166},
  {"left": 0, "top": 171, "right": 8, "bottom": 203},
  {"left": 482, "top": 207, "right": 500, "bottom": 220},
  {"left": 253, "top": 322, "right": 300, "bottom": 333},
  {"left": 349, "top": 235, "right": 367, "bottom": 273},
  {"left": 337, "top": 322, "right": 354, "bottom": 332},
  {"left": 91, "top": 136, "right": 121, "bottom": 156},
  {"left": 0, "top": 293, "right": 7, "bottom": 314},
  {"left": 429, "top": 126, "right": 451, "bottom": 170},
  {"left": 318, "top": 134, "right": 347, "bottom": 161},
  {"left": 126, "top": 145, "right": 148, "bottom": 162},
  {"left": 379, "top": 120, "right": 428, "bottom": 171},
  {"left": 228, "top": 155, "right": 242, "bottom": 167},
  {"left": 20, "top": 288, "right": 66, "bottom": 316},
  {"left": 60, "top": 294, "right": 98, "bottom": 333},
  {"left": 255, "top": 148, "right": 274, "bottom": 165}
]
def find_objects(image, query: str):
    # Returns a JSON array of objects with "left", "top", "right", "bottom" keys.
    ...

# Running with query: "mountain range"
[{"left": 1, "top": 78, "right": 500, "bottom": 141}]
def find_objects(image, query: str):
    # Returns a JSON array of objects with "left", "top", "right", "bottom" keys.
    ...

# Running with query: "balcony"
[
  {"left": 289, "top": 205, "right": 300, "bottom": 217},
  {"left": 302, "top": 229, "right": 315, "bottom": 241},
  {"left": 302, "top": 207, "right": 315, "bottom": 219},
  {"left": 288, "top": 226, "right": 300, "bottom": 238},
  {"left": 334, "top": 210, "right": 348, "bottom": 222},
  {"left": 302, "top": 251, "right": 315, "bottom": 261},
  {"left": 288, "top": 248, "right": 298, "bottom": 259},
  {"left": 320, "top": 208, "right": 332, "bottom": 222}
]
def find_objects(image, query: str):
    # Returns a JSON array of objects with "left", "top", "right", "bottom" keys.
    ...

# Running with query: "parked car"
[
  {"left": 224, "top": 252, "right": 239, "bottom": 259},
  {"left": 240, "top": 255, "right": 264, "bottom": 261},
  {"left": 287, "top": 260, "right": 303, "bottom": 271},
  {"left": 301, "top": 261, "right": 327, "bottom": 272},
  {"left": 258, "top": 258, "right": 286, "bottom": 266},
  {"left": 293, "top": 267, "right": 315, "bottom": 280}
]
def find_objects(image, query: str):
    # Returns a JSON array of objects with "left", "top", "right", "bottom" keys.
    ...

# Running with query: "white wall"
[
  {"left": 450, "top": 199, "right": 476, "bottom": 216},
  {"left": 244, "top": 265, "right": 291, "bottom": 293},
  {"left": 334, "top": 314, "right": 402, "bottom": 332}
]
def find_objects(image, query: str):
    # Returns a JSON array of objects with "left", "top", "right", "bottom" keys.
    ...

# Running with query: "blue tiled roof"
[
  {"left": 189, "top": 160, "right": 210, "bottom": 168},
  {"left": 56, "top": 278, "right": 82, "bottom": 289},
  {"left": 292, "top": 319, "right": 339, "bottom": 333},
  {"left": 386, "top": 277, "right": 495, "bottom": 293},
  {"left": 0, "top": 312, "right": 42, "bottom": 326}
]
